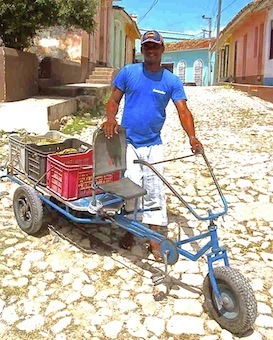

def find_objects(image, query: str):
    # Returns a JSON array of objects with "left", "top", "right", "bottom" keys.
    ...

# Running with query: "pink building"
[{"left": 215, "top": 0, "right": 273, "bottom": 86}]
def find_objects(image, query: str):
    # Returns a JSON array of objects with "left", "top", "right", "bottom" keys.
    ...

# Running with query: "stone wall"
[
  {"left": 39, "top": 56, "right": 88, "bottom": 85},
  {"left": 0, "top": 48, "right": 4, "bottom": 102},
  {"left": 235, "top": 75, "right": 264, "bottom": 86},
  {"left": 0, "top": 47, "right": 39, "bottom": 102}
]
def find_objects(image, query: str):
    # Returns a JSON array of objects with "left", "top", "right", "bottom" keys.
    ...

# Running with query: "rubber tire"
[
  {"left": 13, "top": 185, "right": 43, "bottom": 235},
  {"left": 203, "top": 266, "right": 257, "bottom": 335}
]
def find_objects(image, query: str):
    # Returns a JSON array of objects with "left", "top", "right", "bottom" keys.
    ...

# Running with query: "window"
[
  {"left": 254, "top": 26, "right": 258, "bottom": 58},
  {"left": 258, "top": 23, "right": 264, "bottom": 75},
  {"left": 243, "top": 34, "right": 247, "bottom": 78},
  {"left": 234, "top": 41, "right": 238, "bottom": 78},
  {"left": 178, "top": 60, "right": 186, "bottom": 83},
  {"left": 193, "top": 59, "right": 204, "bottom": 86},
  {"left": 220, "top": 49, "right": 225, "bottom": 78},
  {"left": 270, "top": 20, "right": 273, "bottom": 60},
  {"left": 220, "top": 45, "right": 229, "bottom": 78}
]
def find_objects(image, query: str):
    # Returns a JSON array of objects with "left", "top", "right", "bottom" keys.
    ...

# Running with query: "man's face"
[{"left": 141, "top": 42, "right": 164, "bottom": 63}]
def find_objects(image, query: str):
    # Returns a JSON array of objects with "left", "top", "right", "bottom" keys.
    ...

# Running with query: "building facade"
[
  {"left": 215, "top": 0, "right": 273, "bottom": 85},
  {"left": 162, "top": 39, "right": 214, "bottom": 86},
  {"left": 111, "top": 6, "right": 140, "bottom": 69},
  {"left": 136, "top": 39, "right": 214, "bottom": 86}
]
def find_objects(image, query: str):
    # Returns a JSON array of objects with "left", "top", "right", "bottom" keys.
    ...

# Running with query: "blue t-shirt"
[{"left": 113, "top": 62, "right": 187, "bottom": 148}]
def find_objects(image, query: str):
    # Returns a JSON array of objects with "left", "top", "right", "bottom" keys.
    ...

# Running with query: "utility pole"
[
  {"left": 202, "top": 15, "right": 212, "bottom": 86},
  {"left": 214, "top": 0, "right": 222, "bottom": 84}
]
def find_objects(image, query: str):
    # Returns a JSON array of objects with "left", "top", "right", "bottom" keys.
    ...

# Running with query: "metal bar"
[
  {"left": 149, "top": 153, "right": 195, "bottom": 165},
  {"left": 40, "top": 195, "right": 109, "bottom": 224},
  {"left": 207, "top": 249, "right": 229, "bottom": 305},
  {"left": 176, "top": 240, "right": 213, "bottom": 261},
  {"left": 175, "top": 231, "right": 211, "bottom": 245},
  {"left": 114, "top": 214, "right": 165, "bottom": 243},
  {"left": 134, "top": 155, "right": 228, "bottom": 220}
]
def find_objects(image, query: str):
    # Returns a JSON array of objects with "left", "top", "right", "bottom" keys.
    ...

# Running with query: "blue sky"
[{"left": 114, "top": 0, "right": 253, "bottom": 39}]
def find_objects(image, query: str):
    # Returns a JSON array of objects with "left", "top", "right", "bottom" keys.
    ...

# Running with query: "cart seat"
[{"left": 92, "top": 127, "right": 147, "bottom": 200}]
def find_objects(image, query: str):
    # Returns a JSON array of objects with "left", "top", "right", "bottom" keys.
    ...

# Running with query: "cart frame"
[{"left": 0, "top": 127, "right": 257, "bottom": 335}]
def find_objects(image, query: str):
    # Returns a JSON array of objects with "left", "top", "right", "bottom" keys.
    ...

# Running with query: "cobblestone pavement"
[{"left": 0, "top": 86, "right": 273, "bottom": 339}]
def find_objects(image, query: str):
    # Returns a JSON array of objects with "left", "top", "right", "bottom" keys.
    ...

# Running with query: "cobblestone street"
[{"left": 0, "top": 86, "right": 273, "bottom": 339}]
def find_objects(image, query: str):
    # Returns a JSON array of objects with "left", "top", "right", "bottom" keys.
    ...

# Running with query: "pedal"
[
  {"left": 151, "top": 272, "right": 167, "bottom": 286},
  {"left": 154, "top": 291, "right": 167, "bottom": 301}
]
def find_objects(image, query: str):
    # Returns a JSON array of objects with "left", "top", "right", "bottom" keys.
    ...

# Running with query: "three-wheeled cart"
[{"left": 0, "top": 127, "right": 257, "bottom": 335}]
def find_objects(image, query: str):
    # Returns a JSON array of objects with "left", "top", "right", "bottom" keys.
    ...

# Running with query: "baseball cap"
[{"left": 140, "top": 30, "right": 164, "bottom": 45}]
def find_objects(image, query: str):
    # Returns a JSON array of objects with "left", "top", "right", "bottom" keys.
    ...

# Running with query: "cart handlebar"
[{"left": 133, "top": 150, "right": 228, "bottom": 221}]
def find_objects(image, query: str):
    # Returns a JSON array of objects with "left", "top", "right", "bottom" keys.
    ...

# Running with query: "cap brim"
[{"left": 141, "top": 38, "right": 163, "bottom": 45}]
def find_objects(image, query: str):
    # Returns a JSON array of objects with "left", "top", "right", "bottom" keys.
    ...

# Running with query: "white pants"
[{"left": 125, "top": 143, "right": 168, "bottom": 227}]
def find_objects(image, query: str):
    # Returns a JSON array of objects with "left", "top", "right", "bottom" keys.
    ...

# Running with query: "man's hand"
[
  {"left": 189, "top": 136, "right": 203, "bottom": 153},
  {"left": 101, "top": 118, "right": 119, "bottom": 139},
  {"left": 102, "top": 86, "right": 124, "bottom": 138}
]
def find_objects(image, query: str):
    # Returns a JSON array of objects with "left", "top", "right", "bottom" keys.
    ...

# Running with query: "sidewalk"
[
  {"left": 0, "top": 96, "right": 76, "bottom": 133},
  {"left": 220, "top": 82, "right": 273, "bottom": 104}
]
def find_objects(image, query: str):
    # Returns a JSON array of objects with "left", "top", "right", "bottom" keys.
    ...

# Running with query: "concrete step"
[
  {"left": 40, "top": 83, "right": 111, "bottom": 97},
  {"left": 76, "top": 94, "right": 97, "bottom": 112},
  {"left": 86, "top": 67, "right": 118, "bottom": 85},
  {"left": 0, "top": 96, "right": 77, "bottom": 133},
  {"left": 88, "top": 74, "right": 113, "bottom": 80},
  {"left": 94, "top": 67, "right": 115, "bottom": 72},
  {"left": 92, "top": 70, "right": 115, "bottom": 76},
  {"left": 69, "top": 83, "right": 112, "bottom": 97},
  {"left": 86, "top": 78, "right": 112, "bottom": 85},
  {"left": 40, "top": 85, "right": 82, "bottom": 97},
  {"left": 38, "top": 78, "right": 55, "bottom": 88}
]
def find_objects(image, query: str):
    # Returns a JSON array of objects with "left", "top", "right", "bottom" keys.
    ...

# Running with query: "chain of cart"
[{"left": 0, "top": 127, "right": 258, "bottom": 335}]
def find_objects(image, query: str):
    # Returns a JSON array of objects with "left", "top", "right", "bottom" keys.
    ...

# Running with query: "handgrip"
[{"left": 195, "top": 145, "right": 204, "bottom": 155}]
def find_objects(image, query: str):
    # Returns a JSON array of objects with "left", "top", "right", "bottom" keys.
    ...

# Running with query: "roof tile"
[{"left": 164, "top": 38, "right": 216, "bottom": 52}]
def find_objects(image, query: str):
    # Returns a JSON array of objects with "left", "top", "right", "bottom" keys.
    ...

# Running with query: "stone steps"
[
  {"left": 86, "top": 77, "right": 113, "bottom": 84},
  {"left": 87, "top": 67, "right": 118, "bottom": 85}
]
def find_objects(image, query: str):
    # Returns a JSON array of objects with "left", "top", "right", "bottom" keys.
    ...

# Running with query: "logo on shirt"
[{"left": 153, "top": 89, "right": 166, "bottom": 95}]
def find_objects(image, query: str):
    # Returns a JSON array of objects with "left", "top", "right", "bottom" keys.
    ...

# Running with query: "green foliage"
[
  {"left": 61, "top": 99, "right": 106, "bottom": 135},
  {"left": 223, "top": 84, "right": 234, "bottom": 90},
  {"left": 0, "top": 0, "right": 98, "bottom": 50},
  {"left": 56, "top": 0, "right": 98, "bottom": 33},
  {"left": 61, "top": 115, "right": 91, "bottom": 135}
]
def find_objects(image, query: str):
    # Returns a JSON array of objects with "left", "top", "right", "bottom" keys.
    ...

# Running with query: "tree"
[{"left": 0, "top": 0, "right": 98, "bottom": 50}]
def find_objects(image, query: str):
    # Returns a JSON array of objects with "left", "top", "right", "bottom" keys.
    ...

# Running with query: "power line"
[
  {"left": 139, "top": 28, "right": 195, "bottom": 37},
  {"left": 204, "top": 0, "right": 212, "bottom": 14},
  {"left": 138, "top": 0, "right": 159, "bottom": 24},
  {"left": 210, "top": 0, "right": 219, "bottom": 19},
  {"left": 221, "top": 0, "right": 237, "bottom": 13},
  {"left": 207, "top": 0, "right": 218, "bottom": 36},
  {"left": 140, "top": 27, "right": 205, "bottom": 40}
]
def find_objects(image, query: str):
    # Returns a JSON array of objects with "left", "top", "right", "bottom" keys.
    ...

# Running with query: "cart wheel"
[
  {"left": 13, "top": 185, "right": 43, "bottom": 235},
  {"left": 203, "top": 266, "right": 257, "bottom": 334}
]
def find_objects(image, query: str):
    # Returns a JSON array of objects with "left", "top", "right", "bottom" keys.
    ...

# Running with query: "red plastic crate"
[{"left": 46, "top": 149, "right": 120, "bottom": 200}]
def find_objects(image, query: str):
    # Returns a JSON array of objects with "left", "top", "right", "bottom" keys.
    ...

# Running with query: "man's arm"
[
  {"left": 102, "top": 86, "right": 124, "bottom": 138},
  {"left": 174, "top": 99, "right": 203, "bottom": 152}
]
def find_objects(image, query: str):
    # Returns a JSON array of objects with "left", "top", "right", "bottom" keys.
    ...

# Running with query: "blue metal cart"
[{"left": 1, "top": 127, "right": 257, "bottom": 335}]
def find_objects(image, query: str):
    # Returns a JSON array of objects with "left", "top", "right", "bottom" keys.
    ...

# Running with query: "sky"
[{"left": 113, "top": 0, "right": 253, "bottom": 39}]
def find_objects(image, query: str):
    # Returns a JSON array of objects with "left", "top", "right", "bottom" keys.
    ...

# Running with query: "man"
[{"left": 102, "top": 30, "right": 202, "bottom": 260}]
